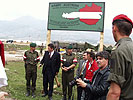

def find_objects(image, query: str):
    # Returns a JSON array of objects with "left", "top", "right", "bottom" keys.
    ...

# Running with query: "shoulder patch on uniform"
[
  {"left": 112, "top": 44, "right": 119, "bottom": 50},
  {"left": 73, "top": 58, "right": 77, "bottom": 63}
]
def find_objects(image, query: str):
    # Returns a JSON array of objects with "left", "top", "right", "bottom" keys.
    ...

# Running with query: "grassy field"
[{"left": 1, "top": 61, "right": 78, "bottom": 100}]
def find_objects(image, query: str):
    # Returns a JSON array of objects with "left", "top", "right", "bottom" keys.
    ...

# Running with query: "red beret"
[{"left": 113, "top": 14, "right": 133, "bottom": 27}]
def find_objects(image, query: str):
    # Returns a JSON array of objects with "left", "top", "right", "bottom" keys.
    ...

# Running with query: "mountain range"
[
  {"left": 0, "top": 16, "right": 116, "bottom": 45},
  {"left": 0, "top": 16, "right": 47, "bottom": 41}
]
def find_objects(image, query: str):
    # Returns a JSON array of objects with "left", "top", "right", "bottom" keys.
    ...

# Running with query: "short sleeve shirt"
[
  {"left": 107, "top": 37, "right": 133, "bottom": 99},
  {"left": 24, "top": 50, "right": 39, "bottom": 65},
  {"left": 62, "top": 53, "right": 77, "bottom": 67}
]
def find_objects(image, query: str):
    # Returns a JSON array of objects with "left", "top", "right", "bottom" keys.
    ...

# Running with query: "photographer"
[{"left": 76, "top": 51, "right": 110, "bottom": 100}]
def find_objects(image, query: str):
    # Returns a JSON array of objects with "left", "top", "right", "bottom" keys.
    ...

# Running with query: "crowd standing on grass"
[{"left": 19, "top": 14, "right": 133, "bottom": 100}]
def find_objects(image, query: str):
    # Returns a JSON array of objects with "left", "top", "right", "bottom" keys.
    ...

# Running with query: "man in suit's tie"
[{"left": 39, "top": 43, "right": 61, "bottom": 100}]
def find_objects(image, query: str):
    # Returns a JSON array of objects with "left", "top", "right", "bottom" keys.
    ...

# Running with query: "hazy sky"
[{"left": 0, "top": 0, "right": 132, "bottom": 29}]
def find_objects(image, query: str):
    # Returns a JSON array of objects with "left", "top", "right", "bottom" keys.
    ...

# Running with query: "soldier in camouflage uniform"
[
  {"left": 23, "top": 43, "right": 40, "bottom": 98},
  {"left": 61, "top": 45, "right": 77, "bottom": 100},
  {"left": 107, "top": 14, "right": 133, "bottom": 100}
]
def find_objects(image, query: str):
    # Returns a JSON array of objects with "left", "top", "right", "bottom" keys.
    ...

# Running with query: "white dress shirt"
[{"left": 49, "top": 50, "right": 54, "bottom": 58}]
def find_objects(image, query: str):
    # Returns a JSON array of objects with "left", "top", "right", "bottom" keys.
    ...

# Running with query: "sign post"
[
  {"left": 46, "top": 30, "right": 51, "bottom": 50},
  {"left": 99, "top": 32, "right": 104, "bottom": 51}
]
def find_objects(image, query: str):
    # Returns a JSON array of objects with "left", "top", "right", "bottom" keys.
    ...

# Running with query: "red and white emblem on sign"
[{"left": 62, "top": 3, "right": 103, "bottom": 25}]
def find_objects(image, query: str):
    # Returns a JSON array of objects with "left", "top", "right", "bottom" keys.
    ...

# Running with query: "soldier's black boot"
[
  {"left": 32, "top": 91, "right": 36, "bottom": 98},
  {"left": 62, "top": 95, "right": 67, "bottom": 100},
  {"left": 26, "top": 90, "right": 30, "bottom": 97},
  {"left": 68, "top": 96, "right": 71, "bottom": 100}
]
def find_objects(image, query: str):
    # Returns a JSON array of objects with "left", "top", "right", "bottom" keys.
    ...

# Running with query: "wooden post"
[
  {"left": 99, "top": 32, "right": 104, "bottom": 51},
  {"left": 46, "top": 30, "right": 51, "bottom": 50}
]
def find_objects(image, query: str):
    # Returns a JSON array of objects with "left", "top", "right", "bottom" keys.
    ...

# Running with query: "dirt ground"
[{"left": 5, "top": 50, "right": 43, "bottom": 62}]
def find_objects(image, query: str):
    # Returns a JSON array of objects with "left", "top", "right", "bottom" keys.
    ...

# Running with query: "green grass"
[{"left": 2, "top": 62, "right": 78, "bottom": 100}]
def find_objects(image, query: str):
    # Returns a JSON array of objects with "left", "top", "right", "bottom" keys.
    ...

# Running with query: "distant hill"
[
  {"left": 0, "top": 16, "right": 47, "bottom": 41},
  {"left": 0, "top": 16, "right": 116, "bottom": 45}
]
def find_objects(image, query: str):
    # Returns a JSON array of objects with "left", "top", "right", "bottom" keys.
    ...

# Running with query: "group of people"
[
  {"left": 76, "top": 50, "right": 110, "bottom": 100},
  {"left": 24, "top": 43, "right": 77, "bottom": 100},
  {"left": 24, "top": 43, "right": 61, "bottom": 100},
  {"left": 23, "top": 14, "right": 133, "bottom": 100}
]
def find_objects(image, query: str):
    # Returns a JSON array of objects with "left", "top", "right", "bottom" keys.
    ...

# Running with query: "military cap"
[
  {"left": 113, "top": 14, "right": 133, "bottom": 27},
  {"left": 30, "top": 43, "right": 37, "bottom": 47},
  {"left": 67, "top": 45, "right": 72, "bottom": 49}
]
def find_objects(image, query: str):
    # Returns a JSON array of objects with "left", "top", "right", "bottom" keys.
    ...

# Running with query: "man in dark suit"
[
  {"left": 76, "top": 51, "right": 88, "bottom": 100},
  {"left": 39, "top": 43, "right": 61, "bottom": 100}
]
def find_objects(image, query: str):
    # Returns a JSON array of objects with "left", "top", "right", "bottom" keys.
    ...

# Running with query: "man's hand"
[
  {"left": 0, "top": 92, "right": 8, "bottom": 100},
  {"left": 62, "top": 67, "right": 68, "bottom": 72},
  {"left": 76, "top": 78, "right": 87, "bottom": 88},
  {"left": 66, "top": 67, "right": 70, "bottom": 70},
  {"left": 67, "top": 64, "right": 76, "bottom": 70},
  {"left": 38, "top": 64, "right": 42, "bottom": 68},
  {"left": 56, "top": 72, "right": 58, "bottom": 75}
]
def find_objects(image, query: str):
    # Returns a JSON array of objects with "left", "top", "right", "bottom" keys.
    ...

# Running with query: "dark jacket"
[
  {"left": 84, "top": 66, "right": 110, "bottom": 100},
  {"left": 76, "top": 60, "right": 84, "bottom": 77},
  {"left": 40, "top": 51, "right": 61, "bottom": 76}
]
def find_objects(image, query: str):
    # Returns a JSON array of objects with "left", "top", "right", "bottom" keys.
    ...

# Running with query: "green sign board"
[{"left": 48, "top": 2, "right": 105, "bottom": 32}]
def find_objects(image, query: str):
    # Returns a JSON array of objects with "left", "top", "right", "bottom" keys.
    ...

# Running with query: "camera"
[
  {"left": 69, "top": 74, "right": 83, "bottom": 87},
  {"left": 69, "top": 74, "right": 90, "bottom": 87}
]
